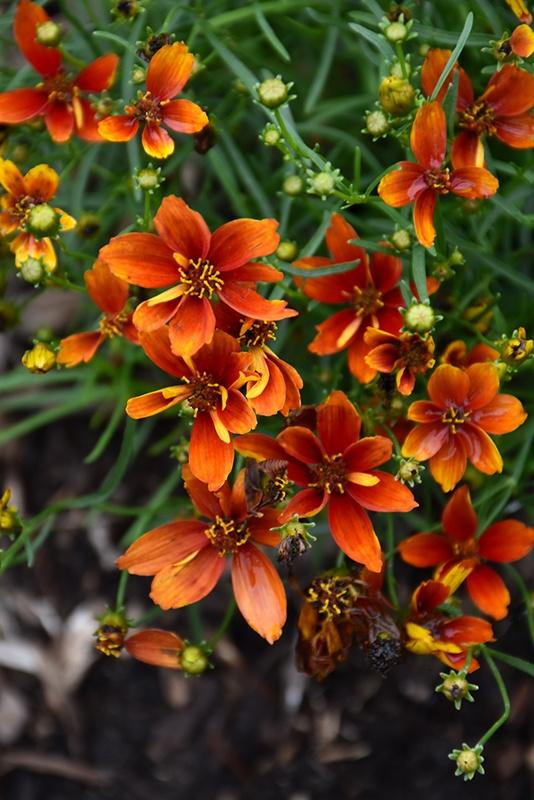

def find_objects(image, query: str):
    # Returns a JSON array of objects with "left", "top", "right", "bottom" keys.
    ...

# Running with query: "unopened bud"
[
  {"left": 261, "top": 124, "right": 281, "bottom": 146},
  {"left": 131, "top": 65, "right": 146, "bottom": 84},
  {"left": 282, "top": 174, "right": 304, "bottom": 196},
  {"left": 436, "top": 670, "right": 478, "bottom": 710},
  {"left": 26, "top": 204, "right": 61, "bottom": 238},
  {"left": 395, "top": 456, "right": 424, "bottom": 486},
  {"left": 384, "top": 22, "right": 408, "bottom": 42},
  {"left": 180, "top": 644, "right": 210, "bottom": 675},
  {"left": 379, "top": 76, "right": 415, "bottom": 115},
  {"left": 449, "top": 744, "right": 485, "bottom": 781},
  {"left": 276, "top": 240, "right": 298, "bottom": 261},
  {"left": 21, "top": 342, "right": 56, "bottom": 373},
  {"left": 0, "top": 489, "right": 21, "bottom": 535},
  {"left": 403, "top": 301, "right": 436, "bottom": 333},
  {"left": 257, "top": 77, "right": 291, "bottom": 109},
  {"left": 308, "top": 171, "right": 336, "bottom": 198},
  {"left": 19, "top": 257, "right": 44, "bottom": 284},
  {"left": 36, "top": 20, "right": 62, "bottom": 47},
  {"left": 390, "top": 228, "right": 411, "bottom": 250},
  {"left": 135, "top": 165, "right": 163, "bottom": 192},
  {"left": 365, "top": 109, "right": 389, "bottom": 137}
]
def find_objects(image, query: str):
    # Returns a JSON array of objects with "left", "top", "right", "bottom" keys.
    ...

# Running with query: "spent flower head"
[
  {"left": 436, "top": 669, "right": 478, "bottom": 710},
  {"left": 449, "top": 743, "right": 485, "bottom": 781}
]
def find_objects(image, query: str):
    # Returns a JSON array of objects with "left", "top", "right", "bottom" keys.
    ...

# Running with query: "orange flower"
[
  {"left": 98, "top": 43, "right": 208, "bottom": 158},
  {"left": 0, "top": 158, "right": 75, "bottom": 271},
  {"left": 214, "top": 303, "right": 303, "bottom": 416},
  {"left": 378, "top": 102, "right": 499, "bottom": 247},
  {"left": 421, "top": 49, "right": 534, "bottom": 166},
  {"left": 510, "top": 23, "right": 534, "bottom": 57},
  {"left": 441, "top": 339, "right": 499, "bottom": 367},
  {"left": 100, "top": 195, "right": 295, "bottom": 358},
  {"left": 235, "top": 391, "right": 417, "bottom": 572},
  {"left": 399, "top": 485, "right": 534, "bottom": 620},
  {"left": 127, "top": 327, "right": 256, "bottom": 490},
  {"left": 117, "top": 468, "right": 286, "bottom": 643},
  {"left": 294, "top": 213, "right": 407, "bottom": 383},
  {"left": 57, "top": 260, "right": 138, "bottom": 367},
  {"left": 124, "top": 629, "right": 185, "bottom": 669},
  {"left": 405, "top": 576, "right": 494, "bottom": 672},
  {"left": 364, "top": 328, "right": 435, "bottom": 395},
  {"left": 402, "top": 363, "right": 527, "bottom": 491},
  {"left": 0, "top": 1, "right": 118, "bottom": 143}
]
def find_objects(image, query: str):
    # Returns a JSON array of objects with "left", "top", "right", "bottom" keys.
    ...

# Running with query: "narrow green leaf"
[
  {"left": 348, "top": 22, "right": 392, "bottom": 59},
  {"left": 412, "top": 244, "right": 429, "bottom": 302},
  {"left": 304, "top": 5, "right": 338, "bottom": 114},
  {"left": 485, "top": 648, "right": 534, "bottom": 678},
  {"left": 219, "top": 129, "right": 274, "bottom": 217},
  {"left": 279, "top": 259, "right": 360, "bottom": 278},
  {"left": 399, "top": 279, "right": 413, "bottom": 306},
  {"left": 204, "top": 26, "right": 258, "bottom": 93},
  {"left": 254, "top": 3, "right": 291, "bottom": 62},
  {"left": 430, "top": 13, "right": 473, "bottom": 102}
]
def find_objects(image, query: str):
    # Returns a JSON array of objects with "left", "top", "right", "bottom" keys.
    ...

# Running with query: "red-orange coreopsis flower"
[
  {"left": 364, "top": 328, "right": 435, "bottom": 395},
  {"left": 402, "top": 363, "right": 527, "bottom": 491},
  {"left": 235, "top": 391, "right": 417, "bottom": 572},
  {"left": 378, "top": 102, "right": 499, "bottom": 247},
  {"left": 421, "top": 49, "right": 534, "bottom": 166},
  {"left": 98, "top": 43, "right": 208, "bottom": 158},
  {"left": 0, "top": 158, "right": 75, "bottom": 271},
  {"left": 57, "top": 260, "right": 138, "bottom": 367},
  {"left": 0, "top": 1, "right": 118, "bottom": 143},
  {"left": 214, "top": 303, "right": 303, "bottom": 416},
  {"left": 399, "top": 485, "right": 534, "bottom": 620},
  {"left": 117, "top": 468, "right": 286, "bottom": 643},
  {"left": 405, "top": 575, "right": 494, "bottom": 672},
  {"left": 294, "top": 213, "right": 406, "bottom": 383},
  {"left": 127, "top": 327, "right": 256, "bottom": 490},
  {"left": 441, "top": 339, "right": 499, "bottom": 367},
  {"left": 510, "top": 23, "right": 534, "bottom": 57},
  {"left": 100, "top": 195, "right": 295, "bottom": 358}
]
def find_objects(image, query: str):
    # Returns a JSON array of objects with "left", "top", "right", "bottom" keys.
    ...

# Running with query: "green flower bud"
[
  {"left": 276, "top": 240, "right": 298, "bottom": 261},
  {"left": 19, "top": 257, "right": 44, "bottom": 284},
  {"left": 36, "top": 20, "right": 62, "bottom": 47},
  {"left": 257, "top": 77, "right": 290, "bottom": 109},
  {"left": 384, "top": 22, "right": 408, "bottom": 43},
  {"left": 282, "top": 175, "right": 304, "bottom": 196},
  {"left": 403, "top": 302, "right": 436, "bottom": 333},
  {"left": 365, "top": 110, "right": 389, "bottom": 137},
  {"left": 25, "top": 204, "right": 61, "bottom": 238},
  {"left": 180, "top": 644, "right": 210, "bottom": 675}
]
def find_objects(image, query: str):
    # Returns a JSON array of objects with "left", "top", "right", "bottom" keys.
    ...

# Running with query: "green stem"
[
  {"left": 504, "top": 565, "right": 534, "bottom": 648},
  {"left": 394, "top": 42, "right": 408, "bottom": 78},
  {"left": 484, "top": 647, "right": 534, "bottom": 678},
  {"left": 115, "top": 571, "right": 129, "bottom": 612},
  {"left": 385, "top": 515, "right": 399, "bottom": 609},
  {"left": 208, "top": 599, "right": 237, "bottom": 647},
  {"left": 59, "top": 46, "right": 87, "bottom": 70},
  {"left": 187, "top": 604, "right": 204, "bottom": 642},
  {"left": 477, "top": 647, "right": 511, "bottom": 748}
]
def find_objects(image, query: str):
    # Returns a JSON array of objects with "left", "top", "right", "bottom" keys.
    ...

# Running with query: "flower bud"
[
  {"left": 276, "top": 240, "right": 298, "bottom": 261},
  {"left": 135, "top": 165, "right": 163, "bottom": 192},
  {"left": 449, "top": 247, "right": 465, "bottom": 266},
  {"left": 112, "top": 0, "right": 142, "bottom": 19},
  {"left": 390, "top": 228, "right": 411, "bottom": 250},
  {"left": 436, "top": 670, "right": 478, "bottom": 710},
  {"left": 282, "top": 174, "right": 304, "bottom": 196},
  {"left": 257, "top": 77, "right": 290, "bottom": 109},
  {"left": 180, "top": 644, "right": 210, "bottom": 675},
  {"left": 25, "top": 204, "right": 61, "bottom": 238},
  {"left": 402, "top": 301, "right": 436, "bottom": 333},
  {"left": 19, "top": 257, "right": 44, "bottom": 284},
  {"left": 449, "top": 744, "right": 485, "bottom": 781},
  {"left": 384, "top": 21, "right": 408, "bottom": 42},
  {"left": 379, "top": 76, "right": 415, "bottom": 115},
  {"left": 131, "top": 65, "right": 146, "bottom": 85},
  {"left": 364, "top": 110, "right": 389, "bottom": 137},
  {"left": 308, "top": 171, "right": 336, "bottom": 198},
  {"left": 94, "top": 97, "right": 114, "bottom": 118},
  {"left": 395, "top": 456, "right": 424, "bottom": 486},
  {"left": 36, "top": 20, "right": 62, "bottom": 47},
  {"left": 21, "top": 342, "right": 56, "bottom": 373},
  {"left": 261, "top": 124, "right": 281, "bottom": 146}
]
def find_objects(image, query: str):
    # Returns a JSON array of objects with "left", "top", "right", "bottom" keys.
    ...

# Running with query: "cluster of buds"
[
  {"left": 497, "top": 327, "right": 533, "bottom": 371},
  {"left": 432, "top": 248, "right": 466, "bottom": 281}
]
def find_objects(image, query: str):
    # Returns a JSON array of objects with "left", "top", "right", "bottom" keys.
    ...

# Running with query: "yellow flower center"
[
  {"left": 398, "top": 333, "right": 435, "bottom": 370},
  {"left": 309, "top": 453, "right": 346, "bottom": 495},
  {"left": 238, "top": 319, "right": 278, "bottom": 348},
  {"left": 458, "top": 101, "right": 496, "bottom": 137},
  {"left": 441, "top": 405, "right": 470, "bottom": 433},
  {"left": 204, "top": 515, "right": 251, "bottom": 555},
  {"left": 183, "top": 372, "right": 225, "bottom": 414},
  {"left": 424, "top": 168, "right": 451, "bottom": 194},
  {"left": 353, "top": 285, "right": 384, "bottom": 317},
  {"left": 40, "top": 71, "right": 78, "bottom": 104},
  {"left": 128, "top": 91, "right": 167, "bottom": 124},
  {"left": 306, "top": 575, "right": 359, "bottom": 620},
  {"left": 99, "top": 311, "right": 128, "bottom": 338},
  {"left": 178, "top": 257, "right": 224, "bottom": 299}
]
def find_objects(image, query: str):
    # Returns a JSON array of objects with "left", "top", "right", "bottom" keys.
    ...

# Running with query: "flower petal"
[
  {"left": 470, "top": 394, "right": 527, "bottom": 434},
  {"left": 189, "top": 412, "right": 234, "bottom": 491},
  {"left": 139, "top": 327, "right": 189, "bottom": 378},
  {"left": 429, "top": 436, "right": 467, "bottom": 492},
  {"left": 98, "top": 114, "right": 139, "bottom": 142},
  {"left": 325, "top": 213, "right": 366, "bottom": 263},
  {"left": 451, "top": 131, "right": 485, "bottom": 168},
  {"left": 153, "top": 195, "right": 211, "bottom": 259},
  {"left": 117, "top": 520, "right": 208, "bottom": 575},
  {"left": 75, "top": 53, "right": 119, "bottom": 91},
  {"left": 142, "top": 123, "right": 174, "bottom": 159},
  {"left": 450, "top": 167, "right": 499, "bottom": 199},
  {"left": 420, "top": 48, "right": 474, "bottom": 107},
  {"left": 413, "top": 188, "right": 437, "bottom": 248},
  {"left": 399, "top": 533, "right": 453, "bottom": 567},
  {"left": 328, "top": 493, "right": 382, "bottom": 572},
  {"left": 23, "top": 163, "right": 59, "bottom": 201},
  {"left": 344, "top": 436, "right": 393, "bottom": 472},
  {"left": 406, "top": 400, "right": 442, "bottom": 423},
  {"left": 457, "top": 424, "right": 503, "bottom": 475},
  {"left": 100, "top": 232, "right": 176, "bottom": 288},
  {"left": 278, "top": 488, "right": 327, "bottom": 523},
  {"left": 0, "top": 158, "right": 25, "bottom": 196},
  {"left": 233, "top": 432, "right": 287, "bottom": 461},
  {"left": 163, "top": 98, "right": 209, "bottom": 133},
  {"left": 220, "top": 283, "right": 296, "bottom": 321},
  {"left": 85, "top": 259, "right": 128, "bottom": 314},
  {"left": 215, "top": 390, "right": 256, "bottom": 434},
  {"left": 56, "top": 331, "right": 103, "bottom": 367},
  {"left": 378, "top": 161, "right": 426, "bottom": 207},
  {"left": 465, "top": 362, "right": 500, "bottom": 410},
  {"left": 277, "top": 426, "right": 323, "bottom": 464},
  {"left": 126, "top": 386, "right": 189, "bottom": 418},
  {"left": 346, "top": 471, "right": 418, "bottom": 512},
  {"left": 347, "top": 331, "right": 378, "bottom": 383},
  {"left": 428, "top": 364, "right": 469, "bottom": 407},
  {"left": 150, "top": 547, "right": 225, "bottom": 609},
  {"left": 466, "top": 565, "right": 510, "bottom": 620},
  {"left": 309, "top": 309, "right": 361, "bottom": 355},
  {"left": 402, "top": 422, "right": 448, "bottom": 460},
  {"left": 231, "top": 543, "right": 286, "bottom": 643},
  {"left": 369, "top": 250, "right": 403, "bottom": 293},
  {"left": 442, "top": 484, "right": 478, "bottom": 542},
  {"left": 410, "top": 102, "right": 446, "bottom": 169},
  {"left": 440, "top": 615, "right": 494, "bottom": 645},
  {"left": 478, "top": 520, "right": 534, "bottom": 562},
  {"left": 494, "top": 113, "right": 534, "bottom": 148},
  {"left": 0, "top": 88, "right": 47, "bottom": 123},
  {"left": 44, "top": 101, "right": 74, "bottom": 143},
  {"left": 510, "top": 23, "right": 534, "bottom": 57},
  {"left": 168, "top": 294, "right": 216, "bottom": 357},
  {"left": 125, "top": 630, "right": 184, "bottom": 669},
  {"left": 146, "top": 42, "right": 194, "bottom": 100},
  {"left": 317, "top": 390, "right": 361, "bottom": 455},
  {"left": 133, "top": 296, "right": 178, "bottom": 332},
  {"left": 209, "top": 218, "right": 279, "bottom": 271},
  {"left": 481, "top": 64, "right": 534, "bottom": 116},
  {"left": 14, "top": 0, "right": 61, "bottom": 76}
]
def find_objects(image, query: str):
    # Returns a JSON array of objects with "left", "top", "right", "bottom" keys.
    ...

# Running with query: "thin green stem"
[
  {"left": 394, "top": 43, "right": 408, "bottom": 78},
  {"left": 504, "top": 565, "right": 534, "bottom": 648},
  {"left": 209, "top": 599, "right": 237, "bottom": 647},
  {"left": 385, "top": 515, "right": 399, "bottom": 609},
  {"left": 115, "top": 571, "right": 129, "bottom": 612},
  {"left": 477, "top": 647, "right": 511, "bottom": 748}
]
